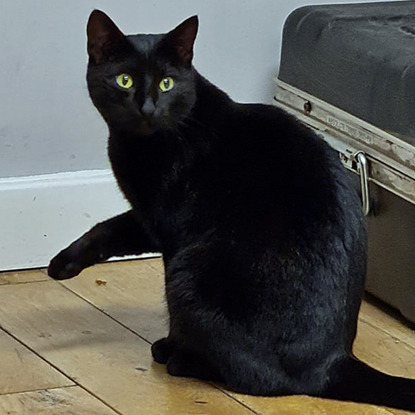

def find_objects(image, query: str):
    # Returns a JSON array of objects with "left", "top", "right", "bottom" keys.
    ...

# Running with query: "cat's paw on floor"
[{"left": 151, "top": 338, "right": 173, "bottom": 364}]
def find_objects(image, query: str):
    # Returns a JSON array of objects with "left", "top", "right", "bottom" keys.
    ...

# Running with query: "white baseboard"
[{"left": 0, "top": 170, "right": 159, "bottom": 272}]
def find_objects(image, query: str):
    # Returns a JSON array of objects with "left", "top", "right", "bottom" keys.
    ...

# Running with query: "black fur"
[{"left": 48, "top": 10, "right": 415, "bottom": 410}]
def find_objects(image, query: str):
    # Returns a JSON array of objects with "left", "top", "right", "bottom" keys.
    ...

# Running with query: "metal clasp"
[
  {"left": 339, "top": 151, "right": 371, "bottom": 216},
  {"left": 355, "top": 152, "right": 370, "bottom": 216}
]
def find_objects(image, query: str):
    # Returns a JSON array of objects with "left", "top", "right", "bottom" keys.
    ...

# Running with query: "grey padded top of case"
[{"left": 278, "top": 1, "right": 415, "bottom": 145}]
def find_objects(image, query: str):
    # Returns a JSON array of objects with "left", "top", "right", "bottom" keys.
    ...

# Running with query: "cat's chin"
[
  {"left": 136, "top": 118, "right": 157, "bottom": 136},
  {"left": 136, "top": 118, "right": 173, "bottom": 137},
  {"left": 137, "top": 124, "right": 154, "bottom": 136},
  {"left": 111, "top": 120, "right": 161, "bottom": 137}
]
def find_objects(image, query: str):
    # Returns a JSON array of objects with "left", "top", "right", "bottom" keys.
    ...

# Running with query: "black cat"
[{"left": 48, "top": 10, "right": 415, "bottom": 410}]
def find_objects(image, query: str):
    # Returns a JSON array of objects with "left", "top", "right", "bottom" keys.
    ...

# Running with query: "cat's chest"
[{"left": 109, "top": 135, "right": 198, "bottom": 223}]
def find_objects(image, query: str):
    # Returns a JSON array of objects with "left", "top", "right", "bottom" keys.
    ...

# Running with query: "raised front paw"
[
  {"left": 48, "top": 249, "right": 84, "bottom": 280},
  {"left": 48, "top": 238, "right": 99, "bottom": 280}
]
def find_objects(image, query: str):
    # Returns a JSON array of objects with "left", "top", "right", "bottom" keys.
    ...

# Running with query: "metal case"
[{"left": 275, "top": 1, "right": 415, "bottom": 322}]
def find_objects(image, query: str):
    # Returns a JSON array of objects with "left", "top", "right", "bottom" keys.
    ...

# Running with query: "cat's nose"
[{"left": 141, "top": 97, "right": 155, "bottom": 117}]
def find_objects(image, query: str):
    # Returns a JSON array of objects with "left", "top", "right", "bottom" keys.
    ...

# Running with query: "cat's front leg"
[
  {"left": 48, "top": 210, "right": 158, "bottom": 280},
  {"left": 152, "top": 337, "right": 220, "bottom": 381}
]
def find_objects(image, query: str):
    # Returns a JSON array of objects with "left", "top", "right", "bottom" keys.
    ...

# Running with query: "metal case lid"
[{"left": 279, "top": 1, "right": 415, "bottom": 145}]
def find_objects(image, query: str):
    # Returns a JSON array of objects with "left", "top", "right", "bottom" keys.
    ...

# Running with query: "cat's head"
[{"left": 86, "top": 10, "right": 198, "bottom": 136}]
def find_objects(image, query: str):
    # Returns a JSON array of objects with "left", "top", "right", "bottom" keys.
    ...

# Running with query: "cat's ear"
[
  {"left": 87, "top": 10, "right": 125, "bottom": 64},
  {"left": 166, "top": 16, "right": 199, "bottom": 66}
]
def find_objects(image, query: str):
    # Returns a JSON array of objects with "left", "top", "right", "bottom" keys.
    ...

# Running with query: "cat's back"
[
  {"left": 204, "top": 97, "right": 347, "bottom": 227},
  {"left": 226, "top": 101, "right": 333, "bottom": 169},
  {"left": 197, "top": 80, "right": 338, "bottom": 185}
]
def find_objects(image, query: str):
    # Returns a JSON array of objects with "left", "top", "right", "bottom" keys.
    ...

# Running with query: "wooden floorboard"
[
  {"left": 0, "top": 269, "right": 48, "bottom": 285},
  {"left": 0, "top": 259, "right": 414, "bottom": 414},
  {"left": 59, "top": 259, "right": 168, "bottom": 344},
  {"left": 227, "top": 393, "right": 408, "bottom": 415},
  {"left": 359, "top": 300, "right": 415, "bottom": 351},
  {"left": 354, "top": 319, "right": 415, "bottom": 378},
  {"left": 0, "top": 277, "right": 255, "bottom": 415},
  {"left": 0, "top": 386, "right": 120, "bottom": 415},
  {"left": 0, "top": 328, "right": 72, "bottom": 395}
]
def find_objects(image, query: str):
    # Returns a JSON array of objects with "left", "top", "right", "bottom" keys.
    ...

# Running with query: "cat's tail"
[{"left": 323, "top": 356, "right": 415, "bottom": 411}]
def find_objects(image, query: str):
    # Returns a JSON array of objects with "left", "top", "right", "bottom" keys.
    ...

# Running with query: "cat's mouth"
[{"left": 138, "top": 116, "right": 155, "bottom": 136}]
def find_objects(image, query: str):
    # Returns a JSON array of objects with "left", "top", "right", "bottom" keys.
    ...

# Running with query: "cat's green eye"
[
  {"left": 116, "top": 73, "right": 134, "bottom": 89},
  {"left": 159, "top": 77, "right": 175, "bottom": 93}
]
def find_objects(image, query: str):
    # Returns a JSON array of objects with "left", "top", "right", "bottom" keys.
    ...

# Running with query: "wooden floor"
[{"left": 0, "top": 258, "right": 414, "bottom": 415}]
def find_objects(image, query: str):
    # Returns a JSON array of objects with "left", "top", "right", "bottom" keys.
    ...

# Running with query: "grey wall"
[{"left": 0, "top": 0, "right": 391, "bottom": 178}]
